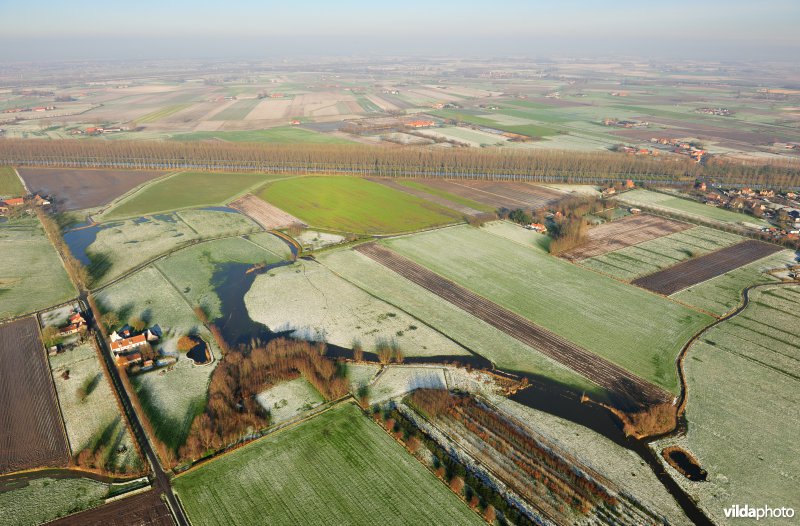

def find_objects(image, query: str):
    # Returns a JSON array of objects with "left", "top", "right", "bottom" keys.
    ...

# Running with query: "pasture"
[
  {"left": 48, "top": 342, "right": 141, "bottom": 472},
  {"left": 0, "top": 317, "right": 70, "bottom": 473},
  {"left": 258, "top": 176, "right": 462, "bottom": 234},
  {"left": 75, "top": 209, "right": 261, "bottom": 287},
  {"left": 173, "top": 403, "right": 483, "bottom": 526},
  {"left": 0, "top": 216, "right": 76, "bottom": 320},
  {"left": 320, "top": 248, "right": 598, "bottom": 394},
  {"left": 0, "top": 476, "right": 110, "bottom": 526},
  {"left": 382, "top": 225, "right": 713, "bottom": 393},
  {"left": 395, "top": 180, "right": 495, "bottom": 213},
  {"left": 244, "top": 260, "right": 470, "bottom": 357},
  {"left": 0, "top": 166, "right": 25, "bottom": 197},
  {"left": 415, "top": 179, "right": 561, "bottom": 210},
  {"left": 579, "top": 225, "right": 743, "bottom": 280},
  {"left": 100, "top": 171, "right": 275, "bottom": 220},
  {"left": 95, "top": 266, "right": 217, "bottom": 452},
  {"left": 16, "top": 167, "right": 167, "bottom": 211},
  {"left": 617, "top": 189, "right": 770, "bottom": 227},
  {"left": 155, "top": 235, "right": 290, "bottom": 320},
  {"left": 659, "top": 285, "right": 800, "bottom": 523}
]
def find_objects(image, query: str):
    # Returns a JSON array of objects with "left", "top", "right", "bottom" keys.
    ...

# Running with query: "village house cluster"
[
  {"left": 0, "top": 194, "right": 51, "bottom": 216},
  {"left": 696, "top": 107, "right": 733, "bottom": 116},
  {"left": 602, "top": 118, "right": 649, "bottom": 128},
  {"left": 695, "top": 182, "right": 800, "bottom": 241},
  {"left": 650, "top": 137, "right": 707, "bottom": 162}
]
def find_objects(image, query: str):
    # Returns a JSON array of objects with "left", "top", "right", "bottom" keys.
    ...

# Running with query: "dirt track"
[
  {"left": 560, "top": 214, "right": 692, "bottom": 260},
  {"left": 0, "top": 317, "right": 70, "bottom": 473},
  {"left": 632, "top": 240, "right": 783, "bottom": 295},
  {"left": 356, "top": 243, "right": 673, "bottom": 405},
  {"left": 45, "top": 489, "right": 174, "bottom": 526},
  {"left": 17, "top": 167, "right": 166, "bottom": 211}
]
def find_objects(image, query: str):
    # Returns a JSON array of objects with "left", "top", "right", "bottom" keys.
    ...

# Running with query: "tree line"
[
  {"left": 3, "top": 138, "right": 800, "bottom": 187},
  {"left": 178, "top": 338, "right": 348, "bottom": 461}
]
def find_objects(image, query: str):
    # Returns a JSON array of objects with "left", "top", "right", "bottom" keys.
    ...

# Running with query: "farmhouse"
[
  {"left": 115, "top": 352, "right": 143, "bottom": 368},
  {"left": 109, "top": 334, "right": 147, "bottom": 355},
  {"left": 405, "top": 119, "right": 436, "bottom": 128}
]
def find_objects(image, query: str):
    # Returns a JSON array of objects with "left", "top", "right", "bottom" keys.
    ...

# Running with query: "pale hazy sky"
[{"left": 1, "top": 0, "right": 798, "bottom": 61}]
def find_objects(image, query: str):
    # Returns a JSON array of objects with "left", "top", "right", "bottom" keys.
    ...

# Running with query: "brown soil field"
[
  {"left": 0, "top": 317, "right": 70, "bottom": 474},
  {"left": 560, "top": 214, "right": 692, "bottom": 260},
  {"left": 229, "top": 194, "right": 305, "bottom": 230},
  {"left": 632, "top": 240, "right": 783, "bottom": 295},
  {"left": 245, "top": 99, "right": 292, "bottom": 121},
  {"left": 418, "top": 179, "right": 562, "bottom": 210},
  {"left": 17, "top": 167, "right": 167, "bottom": 211},
  {"left": 356, "top": 243, "right": 672, "bottom": 405},
  {"left": 46, "top": 490, "right": 174, "bottom": 526},
  {"left": 368, "top": 178, "right": 485, "bottom": 216}
]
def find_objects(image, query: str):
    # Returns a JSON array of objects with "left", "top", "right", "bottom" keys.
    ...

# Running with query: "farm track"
[
  {"left": 632, "top": 240, "right": 783, "bottom": 295},
  {"left": 0, "top": 317, "right": 70, "bottom": 474},
  {"left": 560, "top": 214, "right": 693, "bottom": 260},
  {"left": 355, "top": 243, "right": 673, "bottom": 405},
  {"left": 44, "top": 489, "right": 174, "bottom": 526}
]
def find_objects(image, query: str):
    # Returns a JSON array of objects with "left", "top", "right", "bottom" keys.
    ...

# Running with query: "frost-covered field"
[
  {"left": 86, "top": 209, "right": 260, "bottom": 286},
  {"left": 244, "top": 260, "right": 469, "bottom": 357},
  {"left": 490, "top": 397, "right": 691, "bottom": 526},
  {"left": 617, "top": 189, "right": 769, "bottom": 227},
  {"left": 95, "top": 266, "right": 216, "bottom": 450},
  {"left": 347, "top": 363, "right": 381, "bottom": 393},
  {"left": 0, "top": 216, "right": 76, "bottom": 319},
  {"left": 48, "top": 342, "right": 139, "bottom": 470},
  {"left": 255, "top": 377, "right": 324, "bottom": 425},
  {"left": 320, "top": 248, "right": 597, "bottom": 394},
  {"left": 0, "top": 476, "right": 109, "bottom": 526},
  {"left": 653, "top": 285, "right": 800, "bottom": 525},
  {"left": 381, "top": 225, "right": 711, "bottom": 393},
  {"left": 156, "top": 235, "right": 288, "bottom": 320},
  {"left": 369, "top": 366, "right": 447, "bottom": 403},
  {"left": 580, "top": 226, "right": 743, "bottom": 281},
  {"left": 671, "top": 249, "right": 796, "bottom": 315},
  {"left": 480, "top": 221, "right": 551, "bottom": 251}
]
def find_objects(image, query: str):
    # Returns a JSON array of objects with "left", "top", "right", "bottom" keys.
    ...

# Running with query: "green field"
[
  {"left": 396, "top": 180, "right": 496, "bottom": 212},
  {"left": 101, "top": 171, "right": 276, "bottom": 220},
  {"left": 137, "top": 104, "right": 191, "bottom": 123},
  {"left": 671, "top": 249, "right": 797, "bottom": 316},
  {"left": 320, "top": 248, "right": 599, "bottom": 394},
  {"left": 173, "top": 403, "right": 483, "bottom": 526},
  {"left": 431, "top": 109, "right": 559, "bottom": 138},
  {"left": 155, "top": 234, "right": 290, "bottom": 320},
  {"left": 81, "top": 209, "right": 261, "bottom": 287},
  {"left": 0, "top": 476, "right": 110, "bottom": 526},
  {"left": 0, "top": 216, "right": 77, "bottom": 320},
  {"left": 170, "top": 127, "right": 351, "bottom": 144},
  {"left": 0, "top": 166, "right": 25, "bottom": 197},
  {"left": 95, "top": 265, "right": 217, "bottom": 451},
  {"left": 580, "top": 226, "right": 744, "bottom": 281},
  {"left": 259, "top": 176, "right": 463, "bottom": 234},
  {"left": 382, "top": 224, "right": 713, "bottom": 393},
  {"left": 663, "top": 285, "right": 800, "bottom": 522},
  {"left": 208, "top": 98, "right": 262, "bottom": 120},
  {"left": 617, "top": 190, "right": 770, "bottom": 227}
]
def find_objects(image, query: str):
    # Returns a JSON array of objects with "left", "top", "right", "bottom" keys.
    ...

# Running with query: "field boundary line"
[
  {"left": 90, "top": 170, "right": 182, "bottom": 222},
  {"left": 173, "top": 397, "right": 354, "bottom": 479},
  {"left": 13, "top": 167, "right": 29, "bottom": 193}
]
